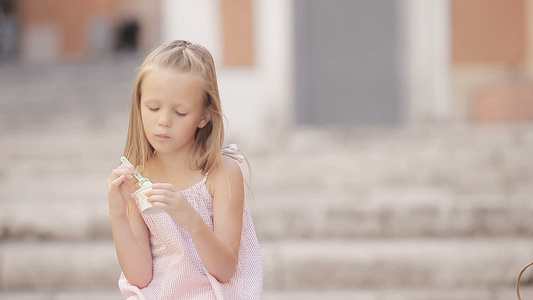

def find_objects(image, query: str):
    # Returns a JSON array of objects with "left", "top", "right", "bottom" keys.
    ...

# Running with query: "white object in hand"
[{"left": 120, "top": 156, "right": 163, "bottom": 214}]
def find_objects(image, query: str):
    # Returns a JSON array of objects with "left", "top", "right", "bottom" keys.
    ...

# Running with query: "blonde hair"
[{"left": 123, "top": 40, "right": 224, "bottom": 174}]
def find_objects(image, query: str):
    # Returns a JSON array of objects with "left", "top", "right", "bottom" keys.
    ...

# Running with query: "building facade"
[{"left": 7, "top": 0, "right": 533, "bottom": 146}]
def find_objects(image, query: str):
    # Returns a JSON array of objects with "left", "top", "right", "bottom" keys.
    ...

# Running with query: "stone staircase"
[
  {"left": 253, "top": 126, "right": 533, "bottom": 299},
  {"left": 1, "top": 61, "right": 533, "bottom": 299}
]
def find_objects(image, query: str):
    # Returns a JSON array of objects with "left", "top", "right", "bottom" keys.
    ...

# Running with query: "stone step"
[
  {"left": 1, "top": 239, "right": 532, "bottom": 291},
  {"left": 0, "top": 291, "right": 122, "bottom": 300},
  {"left": 253, "top": 192, "right": 533, "bottom": 240},
  {"left": 262, "top": 238, "right": 533, "bottom": 290},
  {"left": 253, "top": 128, "right": 533, "bottom": 197},
  {"left": 1, "top": 130, "right": 531, "bottom": 199},
  {"left": 0, "top": 241, "right": 120, "bottom": 291},
  {"left": 2, "top": 125, "right": 532, "bottom": 199},
  {"left": 3, "top": 126, "right": 531, "bottom": 169},
  {"left": 282, "top": 124, "right": 533, "bottom": 154},
  {"left": 2, "top": 190, "right": 533, "bottom": 241},
  {"left": 1, "top": 288, "right": 531, "bottom": 300},
  {"left": 0, "top": 60, "right": 138, "bottom": 131},
  {"left": 263, "top": 287, "right": 533, "bottom": 300},
  {"left": 2, "top": 123, "right": 532, "bottom": 162}
]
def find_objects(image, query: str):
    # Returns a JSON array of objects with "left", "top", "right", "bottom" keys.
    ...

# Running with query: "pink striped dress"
[{"left": 118, "top": 147, "right": 263, "bottom": 300}]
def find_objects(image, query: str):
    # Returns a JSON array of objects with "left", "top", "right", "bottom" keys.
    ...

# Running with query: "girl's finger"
[
  {"left": 109, "top": 174, "right": 125, "bottom": 188},
  {"left": 118, "top": 163, "right": 136, "bottom": 173},
  {"left": 150, "top": 183, "right": 176, "bottom": 191},
  {"left": 145, "top": 188, "right": 174, "bottom": 198},
  {"left": 149, "top": 201, "right": 170, "bottom": 211},
  {"left": 147, "top": 195, "right": 170, "bottom": 204},
  {"left": 111, "top": 167, "right": 133, "bottom": 180}
]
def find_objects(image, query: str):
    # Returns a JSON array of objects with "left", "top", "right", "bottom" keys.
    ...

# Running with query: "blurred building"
[
  {"left": 2, "top": 0, "right": 160, "bottom": 62},
  {"left": 157, "top": 0, "right": 533, "bottom": 147},
  {"left": 452, "top": 0, "right": 533, "bottom": 123},
  {"left": 6, "top": 0, "right": 533, "bottom": 144}
]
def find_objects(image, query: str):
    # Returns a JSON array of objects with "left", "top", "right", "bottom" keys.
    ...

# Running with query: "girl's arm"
[
  {"left": 147, "top": 156, "right": 244, "bottom": 283},
  {"left": 190, "top": 156, "right": 244, "bottom": 282},
  {"left": 108, "top": 167, "right": 153, "bottom": 288}
]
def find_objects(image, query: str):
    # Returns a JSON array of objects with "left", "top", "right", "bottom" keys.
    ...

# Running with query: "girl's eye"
[
  {"left": 175, "top": 111, "right": 187, "bottom": 116},
  {"left": 148, "top": 107, "right": 159, "bottom": 111}
]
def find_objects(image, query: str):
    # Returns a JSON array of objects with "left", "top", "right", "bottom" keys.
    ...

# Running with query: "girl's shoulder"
[
  {"left": 206, "top": 148, "right": 244, "bottom": 197},
  {"left": 210, "top": 144, "right": 245, "bottom": 180},
  {"left": 208, "top": 155, "right": 243, "bottom": 185}
]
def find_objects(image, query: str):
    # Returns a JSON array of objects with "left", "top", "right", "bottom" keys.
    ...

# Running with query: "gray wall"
[{"left": 294, "top": 0, "right": 404, "bottom": 125}]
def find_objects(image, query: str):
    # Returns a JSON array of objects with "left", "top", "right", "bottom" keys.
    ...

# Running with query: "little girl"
[{"left": 107, "top": 40, "right": 263, "bottom": 300}]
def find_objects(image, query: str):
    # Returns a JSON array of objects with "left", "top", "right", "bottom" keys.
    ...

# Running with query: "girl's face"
[{"left": 140, "top": 67, "right": 210, "bottom": 155}]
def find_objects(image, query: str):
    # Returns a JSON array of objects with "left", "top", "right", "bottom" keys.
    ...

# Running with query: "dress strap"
[{"left": 221, "top": 144, "right": 244, "bottom": 163}]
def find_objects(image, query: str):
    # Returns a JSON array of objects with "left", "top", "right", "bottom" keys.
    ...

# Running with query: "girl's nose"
[{"left": 158, "top": 112, "right": 172, "bottom": 127}]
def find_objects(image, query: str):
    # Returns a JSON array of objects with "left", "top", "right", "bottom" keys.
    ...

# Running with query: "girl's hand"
[
  {"left": 107, "top": 164, "right": 135, "bottom": 217},
  {"left": 146, "top": 183, "right": 199, "bottom": 230}
]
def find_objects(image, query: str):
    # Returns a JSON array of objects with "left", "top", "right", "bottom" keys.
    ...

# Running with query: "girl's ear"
[{"left": 198, "top": 111, "right": 212, "bottom": 128}]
